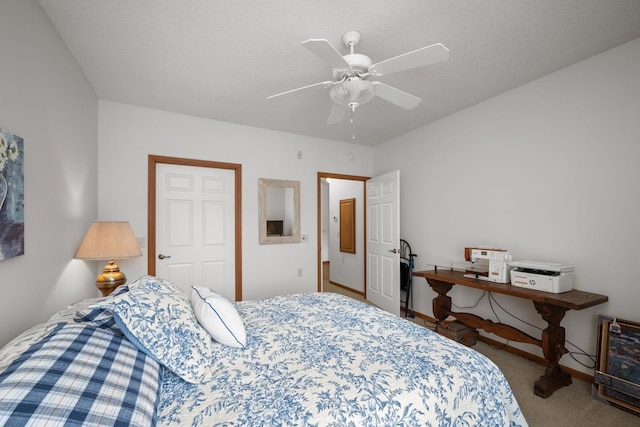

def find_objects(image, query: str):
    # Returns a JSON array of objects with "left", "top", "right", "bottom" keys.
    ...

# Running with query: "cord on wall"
[{"left": 453, "top": 290, "right": 596, "bottom": 368}]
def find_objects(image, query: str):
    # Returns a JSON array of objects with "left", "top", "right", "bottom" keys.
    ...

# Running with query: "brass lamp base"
[{"left": 96, "top": 259, "right": 127, "bottom": 297}]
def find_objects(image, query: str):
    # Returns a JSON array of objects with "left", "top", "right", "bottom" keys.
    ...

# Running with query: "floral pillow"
[
  {"left": 89, "top": 275, "right": 214, "bottom": 384},
  {"left": 190, "top": 286, "right": 247, "bottom": 348},
  {"left": 110, "top": 283, "right": 130, "bottom": 296}
]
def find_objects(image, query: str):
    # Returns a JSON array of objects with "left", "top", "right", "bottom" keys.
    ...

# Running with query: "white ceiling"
[{"left": 38, "top": 0, "right": 640, "bottom": 146}]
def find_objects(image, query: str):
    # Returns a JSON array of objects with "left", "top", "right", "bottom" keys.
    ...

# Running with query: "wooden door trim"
[
  {"left": 317, "top": 172, "right": 369, "bottom": 296},
  {"left": 148, "top": 155, "right": 243, "bottom": 300}
]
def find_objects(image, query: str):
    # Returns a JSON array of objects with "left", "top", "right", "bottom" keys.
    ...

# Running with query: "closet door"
[{"left": 155, "top": 162, "right": 236, "bottom": 299}]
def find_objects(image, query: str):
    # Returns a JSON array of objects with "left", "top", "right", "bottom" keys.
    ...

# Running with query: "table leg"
[
  {"left": 533, "top": 301, "right": 572, "bottom": 398},
  {"left": 429, "top": 280, "right": 453, "bottom": 322}
]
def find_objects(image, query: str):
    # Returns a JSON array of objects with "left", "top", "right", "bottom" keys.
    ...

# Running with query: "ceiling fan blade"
[
  {"left": 266, "top": 80, "right": 334, "bottom": 100},
  {"left": 302, "top": 39, "right": 350, "bottom": 70},
  {"left": 372, "top": 81, "right": 422, "bottom": 110},
  {"left": 326, "top": 103, "right": 347, "bottom": 124},
  {"left": 369, "top": 43, "right": 449, "bottom": 76}
]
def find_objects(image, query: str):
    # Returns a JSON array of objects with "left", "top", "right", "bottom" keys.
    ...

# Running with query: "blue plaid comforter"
[{"left": 0, "top": 322, "right": 162, "bottom": 426}]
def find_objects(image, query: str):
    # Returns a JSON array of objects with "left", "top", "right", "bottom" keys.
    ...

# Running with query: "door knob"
[
  {"left": 158, "top": 254, "right": 171, "bottom": 260},
  {"left": 389, "top": 249, "right": 398, "bottom": 254}
]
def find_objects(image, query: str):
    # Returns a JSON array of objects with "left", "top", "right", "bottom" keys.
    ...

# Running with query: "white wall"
[
  {"left": 98, "top": 101, "right": 372, "bottom": 301},
  {"left": 0, "top": 0, "right": 99, "bottom": 347},
  {"left": 327, "top": 179, "right": 365, "bottom": 292},
  {"left": 373, "top": 37, "right": 640, "bottom": 375}
]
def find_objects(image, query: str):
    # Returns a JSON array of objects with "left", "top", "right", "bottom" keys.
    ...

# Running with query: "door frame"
[
  {"left": 148, "top": 155, "right": 243, "bottom": 300},
  {"left": 316, "top": 172, "right": 369, "bottom": 294}
]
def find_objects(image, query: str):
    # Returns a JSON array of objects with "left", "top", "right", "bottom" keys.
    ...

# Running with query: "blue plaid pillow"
[
  {"left": 74, "top": 306, "right": 119, "bottom": 330},
  {"left": 74, "top": 283, "right": 129, "bottom": 330}
]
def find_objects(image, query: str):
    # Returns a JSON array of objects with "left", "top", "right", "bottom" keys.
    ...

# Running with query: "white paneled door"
[
  {"left": 156, "top": 163, "right": 235, "bottom": 299},
  {"left": 366, "top": 170, "right": 400, "bottom": 315}
]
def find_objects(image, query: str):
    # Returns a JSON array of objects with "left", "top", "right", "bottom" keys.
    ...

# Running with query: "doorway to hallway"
[{"left": 317, "top": 172, "right": 368, "bottom": 297}]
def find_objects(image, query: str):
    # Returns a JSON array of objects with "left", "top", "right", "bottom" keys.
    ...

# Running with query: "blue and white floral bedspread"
[{"left": 158, "top": 293, "right": 527, "bottom": 427}]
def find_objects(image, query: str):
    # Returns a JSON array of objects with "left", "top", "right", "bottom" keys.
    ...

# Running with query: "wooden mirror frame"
[{"left": 259, "top": 178, "right": 300, "bottom": 244}]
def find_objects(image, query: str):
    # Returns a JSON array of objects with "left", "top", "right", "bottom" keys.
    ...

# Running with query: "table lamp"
[{"left": 75, "top": 221, "right": 142, "bottom": 296}]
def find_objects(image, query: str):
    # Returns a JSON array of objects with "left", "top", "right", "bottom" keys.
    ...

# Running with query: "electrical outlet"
[{"left": 136, "top": 237, "right": 145, "bottom": 249}]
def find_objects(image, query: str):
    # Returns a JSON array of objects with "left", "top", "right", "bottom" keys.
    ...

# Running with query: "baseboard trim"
[
  {"left": 328, "top": 280, "right": 365, "bottom": 297},
  {"left": 402, "top": 307, "right": 594, "bottom": 384}
]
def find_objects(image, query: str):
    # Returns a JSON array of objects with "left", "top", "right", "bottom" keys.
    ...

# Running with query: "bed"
[{"left": 0, "top": 275, "right": 527, "bottom": 426}]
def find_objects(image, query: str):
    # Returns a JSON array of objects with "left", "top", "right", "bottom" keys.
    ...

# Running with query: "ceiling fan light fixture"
[
  {"left": 267, "top": 30, "right": 450, "bottom": 131},
  {"left": 329, "top": 77, "right": 375, "bottom": 107}
]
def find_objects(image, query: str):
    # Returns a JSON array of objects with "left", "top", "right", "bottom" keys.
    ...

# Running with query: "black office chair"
[{"left": 400, "top": 239, "right": 417, "bottom": 318}]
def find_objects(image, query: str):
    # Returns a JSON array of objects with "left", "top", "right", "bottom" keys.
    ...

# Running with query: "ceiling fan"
[{"left": 267, "top": 30, "right": 449, "bottom": 126}]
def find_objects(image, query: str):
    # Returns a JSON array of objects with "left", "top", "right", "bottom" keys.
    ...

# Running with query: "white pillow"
[{"left": 190, "top": 286, "right": 247, "bottom": 348}]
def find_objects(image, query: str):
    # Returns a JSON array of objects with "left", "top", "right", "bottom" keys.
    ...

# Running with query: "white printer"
[{"left": 510, "top": 260, "right": 574, "bottom": 293}]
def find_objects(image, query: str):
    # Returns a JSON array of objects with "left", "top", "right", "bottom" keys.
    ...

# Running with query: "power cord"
[
  {"left": 487, "top": 293, "right": 510, "bottom": 350},
  {"left": 488, "top": 292, "right": 596, "bottom": 369},
  {"left": 449, "top": 289, "right": 597, "bottom": 366},
  {"left": 451, "top": 291, "right": 509, "bottom": 349},
  {"left": 452, "top": 291, "right": 487, "bottom": 310}
]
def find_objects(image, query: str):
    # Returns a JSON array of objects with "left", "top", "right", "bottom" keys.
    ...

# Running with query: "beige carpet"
[
  {"left": 322, "top": 279, "right": 639, "bottom": 426},
  {"left": 472, "top": 338, "right": 639, "bottom": 426}
]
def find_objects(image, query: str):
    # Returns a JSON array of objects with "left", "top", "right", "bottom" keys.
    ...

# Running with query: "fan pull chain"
[{"left": 350, "top": 106, "right": 356, "bottom": 139}]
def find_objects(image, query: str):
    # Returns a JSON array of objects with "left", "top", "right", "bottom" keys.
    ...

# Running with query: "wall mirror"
[{"left": 259, "top": 178, "right": 300, "bottom": 244}]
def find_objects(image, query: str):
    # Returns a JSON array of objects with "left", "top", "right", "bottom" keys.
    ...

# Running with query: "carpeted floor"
[
  {"left": 322, "top": 278, "right": 639, "bottom": 426},
  {"left": 472, "top": 338, "right": 639, "bottom": 426}
]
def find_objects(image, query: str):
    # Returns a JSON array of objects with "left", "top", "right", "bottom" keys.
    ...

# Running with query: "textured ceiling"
[{"left": 38, "top": 0, "right": 640, "bottom": 146}]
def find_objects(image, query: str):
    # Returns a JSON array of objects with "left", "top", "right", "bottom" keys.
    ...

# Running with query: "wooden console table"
[{"left": 412, "top": 268, "right": 608, "bottom": 398}]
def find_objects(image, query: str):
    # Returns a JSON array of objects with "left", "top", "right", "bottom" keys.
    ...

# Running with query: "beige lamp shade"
[
  {"left": 75, "top": 221, "right": 142, "bottom": 260},
  {"left": 75, "top": 221, "right": 142, "bottom": 296}
]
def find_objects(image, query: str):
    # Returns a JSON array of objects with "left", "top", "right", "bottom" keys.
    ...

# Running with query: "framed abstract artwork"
[
  {"left": 0, "top": 128, "right": 24, "bottom": 260},
  {"left": 593, "top": 316, "right": 640, "bottom": 415}
]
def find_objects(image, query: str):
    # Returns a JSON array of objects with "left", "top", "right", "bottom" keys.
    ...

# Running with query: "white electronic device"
[
  {"left": 510, "top": 260, "right": 574, "bottom": 293},
  {"left": 463, "top": 247, "right": 513, "bottom": 284}
]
